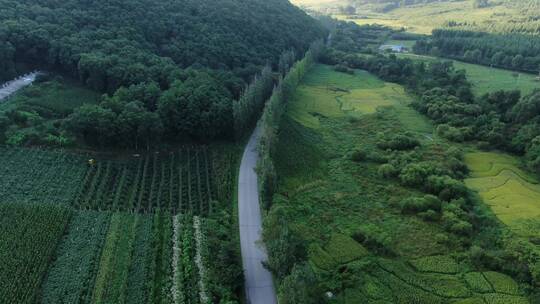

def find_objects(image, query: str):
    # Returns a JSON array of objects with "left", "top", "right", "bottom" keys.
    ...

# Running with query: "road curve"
[
  {"left": 238, "top": 126, "right": 278, "bottom": 304},
  {"left": 0, "top": 72, "right": 40, "bottom": 101}
]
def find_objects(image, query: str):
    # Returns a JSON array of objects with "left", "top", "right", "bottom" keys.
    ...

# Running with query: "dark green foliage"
[
  {"left": 233, "top": 65, "right": 275, "bottom": 138},
  {"left": 263, "top": 206, "right": 308, "bottom": 280},
  {"left": 377, "top": 132, "right": 420, "bottom": 151},
  {"left": 378, "top": 163, "right": 398, "bottom": 178},
  {"left": 0, "top": 147, "right": 88, "bottom": 205},
  {"left": 0, "top": 0, "right": 327, "bottom": 147},
  {"left": 258, "top": 41, "right": 323, "bottom": 208},
  {"left": 526, "top": 136, "right": 540, "bottom": 174},
  {"left": 352, "top": 225, "right": 394, "bottom": 256},
  {"left": 0, "top": 0, "right": 326, "bottom": 83},
  {"left": 400, "top": 195, "right": 442, "bottom": 214},
  {"left": 334, "top": 64, "right": 355, "bottom": 74},
  {"left": 206, "top": 212, "right": 244, "bottom": 302},
  {"left": 125, "top": 216, "right": 154, "bottom": 304},
  {"left": 278, "top": 263, "right": 320, "bottom": 304},
  {"left": 414, "top": 30, "right": 540, "bottom": 73},
  {"left": 350, "top": 149, "right": 367, "bottom": 162},
  {"left": 158, "top": 72, "right": 233, "bottom": 141},
  {"left": 0, "top": 203, "right": 72, "bottom": 303},
  {"left": 41, "top": 211, "right": 110, "bottom": 303}
]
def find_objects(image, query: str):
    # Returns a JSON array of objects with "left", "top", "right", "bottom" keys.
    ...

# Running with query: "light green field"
[
  {"left": 338, "top": 0, "right": 524, "bottom": 35},
  {"left": 465, "top": 152, "right": 540, "bottom": 236},
  {"left": 397, "top": 54, "right": 540, "bottom": 96},
  {"left": 289, "top": 64, "right": 432, "bottom": 133}
]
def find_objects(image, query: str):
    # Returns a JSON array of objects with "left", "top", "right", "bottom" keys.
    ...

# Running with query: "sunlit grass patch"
[
  {"left": 289, "top": 64, "right": 433, "bottom": 135},
  {"left": 465, "top": 151, "right": 540, "bottom": 233}
]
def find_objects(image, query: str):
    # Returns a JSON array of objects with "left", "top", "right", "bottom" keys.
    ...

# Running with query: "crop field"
[
  {"left": 0, "top": 143, "right": 241, "bottom": 303},
  {"left": 75, "top": 147, "right": 222, "bottom": 215},
  {"left": 273, "top": 65, "right": 530, "bottom": 302},
  {"left": 464, "top": 151, "right": 540, "bottom": 236},
  {"left": 396, "top": 54, "right": 540, "bottom": 96},
  {"left": 0, "top": 203, "right": 72, "bottom": 303}
]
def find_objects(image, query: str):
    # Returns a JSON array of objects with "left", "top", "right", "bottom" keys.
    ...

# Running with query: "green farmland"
[
  {"left": 465, "top": 152, "right": 540, "bottom": 237},
  {"left": 0, "top": 144, "right": 242, "bottom": 303},
  {"left": 268, "top": 64, "right": 530, "bottom": 303},
  {"left": 397, "top": 54, "right": 540, "bottom": 96}
]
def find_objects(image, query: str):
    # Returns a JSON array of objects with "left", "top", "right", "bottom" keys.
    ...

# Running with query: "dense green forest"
[
  {"left": 414, "top": 29, "right": 540, "bottom": 73},
  {"left": 0, "top": 0, "right": 326, "bottom": 148}
]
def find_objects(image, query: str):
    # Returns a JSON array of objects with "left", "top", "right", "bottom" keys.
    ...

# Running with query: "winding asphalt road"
[
  {"left": 238, "top": 126, "right": 278, "bottom": 304},
  {"left": 0, "top": 72, "right": 39, "bottom": 101}
]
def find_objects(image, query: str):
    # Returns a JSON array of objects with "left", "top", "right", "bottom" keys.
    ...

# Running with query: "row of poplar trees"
[{"left": 256, "top": 41, "right": 325, "bottom": 209}]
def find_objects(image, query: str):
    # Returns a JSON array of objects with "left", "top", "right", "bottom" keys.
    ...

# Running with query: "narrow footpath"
[
  {"left": 238, "top": 126, "right": 277, "bottom": 304},
  {"left": 0, "top": 72, "right": 40, "bottom": 101}
]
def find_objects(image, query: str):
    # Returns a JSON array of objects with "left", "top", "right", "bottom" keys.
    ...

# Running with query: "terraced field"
[
  {"left": 288, "top": 64, "right": 432, "bottom": 133},
  {"left": 465, "top": 152, "right": 540, "bottom": 237}
]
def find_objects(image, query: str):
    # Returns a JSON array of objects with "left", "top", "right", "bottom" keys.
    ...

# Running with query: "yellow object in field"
[{"left": 88, "top": 159, "right": 96, "bottom": 166}]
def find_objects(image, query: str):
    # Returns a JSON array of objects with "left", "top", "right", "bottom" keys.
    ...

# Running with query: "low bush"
[
  {"left": 333, "top": 64, "right": 355, "bottom": 74},
  {"left": 377, "top": 133, "right": 420, "bottom": 151},
  {"left": 378, "top": 164, "right": 398, "bottom": 178},
  {"left": 350, "top": 149, "right": 367, "bottom": 162},
  {"left": 400, "top": 195, "right": 442, "bottom": 214}
]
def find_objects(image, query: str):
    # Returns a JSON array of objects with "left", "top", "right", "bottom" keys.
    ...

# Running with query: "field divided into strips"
[
  {"left": 170, "top": 215, "right": 214, "bottom": 304},
  {"left": 0, "top": 143, "right": 239, "bottom": 303},
  {"left": 465, "top": 152, "right": 540, "bottom": 237},
  {"left": 75, "top": 147, "right": 218, "bottom": 215},
  {"left": 396, "top": 53, "right": 540, "bottom": 96}
]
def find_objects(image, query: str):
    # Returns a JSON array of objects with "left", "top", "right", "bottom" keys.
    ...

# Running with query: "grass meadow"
[
  {"left": 337, "top": 0, "right": 526, "bottom": 35},
  {"left": 0, "top": 78, "right": 100, "bottom": 116},
  {"left": 397, "top": 54, "right": 540, "bottom": 96},
  {"left": 273, "top": 64, "right": 529, "bottom": 303},
  {"left": 465, "top": 152, "right": 540, "bottom": 237}
]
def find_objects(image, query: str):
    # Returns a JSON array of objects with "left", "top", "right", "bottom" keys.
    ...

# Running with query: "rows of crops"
[
  {"left": 0, "top": 203, "right": 72, "bottom": 303},
  {"left": 0, "top": 147, "right": 87, "bottom": 205},
  {"left": 0, "top": 143, "right": 240, "bottom": 303},
  {"left": 34, "top": 211, "right": 224, "bottom": 304},
  {"left": 75, "top": 147, "right": 220, "bottom": 215}
]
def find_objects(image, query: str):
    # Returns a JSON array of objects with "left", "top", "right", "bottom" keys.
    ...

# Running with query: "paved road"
[
  {"left": 238, "top": 126, "right": 277, "bottom": 304},
  {"left": 0, "top": 72, "right": 40, "bottom": 101}
]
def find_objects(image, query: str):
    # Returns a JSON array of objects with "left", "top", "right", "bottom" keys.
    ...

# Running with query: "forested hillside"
[
  {"left": 414, "top": 30, "right": 540, "bottom": 73},
  {"left": 0, "top": 0, "right": 326, "bottom": 147},
  {"left": 0, "top": 0, "right": 324, "bottom": 84}
]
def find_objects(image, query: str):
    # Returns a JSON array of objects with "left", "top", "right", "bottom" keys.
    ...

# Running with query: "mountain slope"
[{"left": 0, "top": 0, "right": 326, "bottom": 85}]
